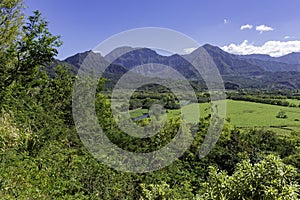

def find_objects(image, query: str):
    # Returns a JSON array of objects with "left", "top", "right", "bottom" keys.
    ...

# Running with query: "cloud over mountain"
[
  {"left": 221, "top": 40, "right": 300, "bottom": 57},
  {"left": 184, "top": 47, "right": 197, "bottom": 54}
]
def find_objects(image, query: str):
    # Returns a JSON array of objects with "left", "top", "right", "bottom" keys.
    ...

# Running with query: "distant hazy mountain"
[
  {"left": 275, "top": 52, "right": 300, "bottom": 65},
  {"left": 201, "top": 44, "right": 265, "bottom": 75},
  {"left": 237, "top": 52, "right": 300, "bottom": 72},
  {"left": 53, "top": 44, "right": 300, "bottom": 90},
  {"left": 238, "top": 54, "right": 273, "bottom": 61}
]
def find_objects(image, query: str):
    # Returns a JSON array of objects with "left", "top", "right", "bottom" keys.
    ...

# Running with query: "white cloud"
[
  {"left": 284, "top": 36, "right": 295, "bottom": 40},
  {"left": 183, "top": 47, "right": 197, "bottom": 54},
  {"left": 240, "top": 24, "right": 253, "bottom": 30},
  {"left": 221, "top": 40, "right": 300, "bottom": 57},
  {"left": 256, "top": 25, "right": 274, "bottom": 33}
]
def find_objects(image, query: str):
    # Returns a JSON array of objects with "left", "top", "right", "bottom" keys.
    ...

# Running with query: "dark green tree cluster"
[
  {"left": 129, "top": 90, "right": 180, "bottom": 110},
  {"left": 228, "top": 93, "right": 296, "bottom": 107}
]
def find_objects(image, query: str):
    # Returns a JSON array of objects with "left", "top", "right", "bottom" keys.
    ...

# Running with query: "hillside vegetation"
[{"left": 0, "top": 1, "right": 299, "bottom": 199}]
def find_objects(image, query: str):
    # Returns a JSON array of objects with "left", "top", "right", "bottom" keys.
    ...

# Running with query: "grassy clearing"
[
  {"left": 129, "top": 108, "right": 148, "bottom": 119},
  {"left": 286, "top": 99, "right": 300, "bottom": 106},
  {"left": 130, "top": 100, "right": 300, "bottom": 132},
  {"left": 225, "top": 100, "right": 300, "bottom": 130}
]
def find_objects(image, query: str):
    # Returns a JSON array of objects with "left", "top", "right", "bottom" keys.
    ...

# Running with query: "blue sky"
[{"left": 25, "top": 0, "right": 300, "bottom": 59}]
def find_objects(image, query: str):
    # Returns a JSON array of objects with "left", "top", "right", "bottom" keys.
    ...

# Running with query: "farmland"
[{"left": 131, "top": 100, "right": 300, "bottom": 133}]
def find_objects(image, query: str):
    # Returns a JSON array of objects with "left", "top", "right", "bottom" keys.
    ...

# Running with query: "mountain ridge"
[{"left": 55, "top": 44, "right": 300, "bottom": 90}]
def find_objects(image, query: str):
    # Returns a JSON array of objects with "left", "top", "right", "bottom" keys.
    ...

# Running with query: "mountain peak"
[
  {"left": 64, "top": 50, "right": 101, "bottom": 62},
  {"left": 202, "top": 43, "right": 216, "bottom": 49},
  {"left": 63, "top": 49, "right": 106, "bottom": 71},
  {"left": 105, "top": 46, "right": 160, "bottom": 62}
]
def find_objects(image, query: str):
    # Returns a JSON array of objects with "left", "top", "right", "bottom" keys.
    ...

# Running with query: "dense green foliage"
[
  {"left": 0, "top": 1, "right": 299, "bottom": 199},
  {"left": 199, "top": 155, "right": 299, "bottom": 200},
  {"left": 228, "top": 91, "right": 299, "bottom": 107}
]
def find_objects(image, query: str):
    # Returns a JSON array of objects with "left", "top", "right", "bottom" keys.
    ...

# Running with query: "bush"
[
  {"left": 199, "top": 155, "right": 299, "bottom": 200},
  {"left": 276, "top": 110, "right": 287, "bottom": 119}
]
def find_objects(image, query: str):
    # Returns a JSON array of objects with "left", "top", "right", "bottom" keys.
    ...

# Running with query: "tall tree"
[
  {"left": 0, "top": 0, "right": 23, "bottom": 50},
  {"left": 0, "top": 0, "right": 23, "bottom": 89},
  {"left": 4, "top": 10, "right": 62, "bottom": 88},
  {"left": 0, "top": 5, "right": 62, "bottom": 106}
]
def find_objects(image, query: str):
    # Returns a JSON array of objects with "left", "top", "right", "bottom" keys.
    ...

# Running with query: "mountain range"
[{"left": 53, "top": 44, "right": 300, "bottom": 90}]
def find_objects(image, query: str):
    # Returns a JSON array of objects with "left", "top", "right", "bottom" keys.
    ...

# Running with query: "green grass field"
[
  {"left": 226, "top": 100, "right": 300, "bottom": 129},
  {"left": 286, "top": 99, "right": 300, "bottom": 106},
  {"left": 130, "top": 100, "right": 300, "bottom": 132},
  {"left": 129, "top": 108, "right": 148, "bottom": 119}
]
